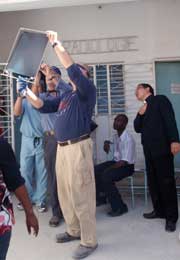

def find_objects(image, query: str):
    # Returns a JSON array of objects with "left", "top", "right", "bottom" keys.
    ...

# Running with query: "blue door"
[{"left": 155, "top": 61, "right": 180, "bottom": 168}]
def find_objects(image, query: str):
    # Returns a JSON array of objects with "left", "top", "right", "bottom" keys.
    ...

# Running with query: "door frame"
[
  {"left": 153, "top": 58, "right": 180, "bottom": 169},
  {"left": 153, "top": 57, "right": 180, "bottom": 94}
]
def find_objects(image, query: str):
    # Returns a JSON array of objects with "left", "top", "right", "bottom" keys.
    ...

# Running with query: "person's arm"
[
  {"left": 46, "top": 31, "right": 73, "bottom": 69},
  {"left": 38, "top": 97, "right": 61, "bottom": 113},
  {"left": 103, "top": 140, "right": 113, "bottom": 154},
  {"left": 46, "top": 31, "right": 95, "bottom": 98},
  {"left": 0, "top": 138, "right": 39, "bottom": 236},
  {"left": 33, "top": 71, "right": 42, "bottom": 90},
  {"left": 26, "top": 94, "right": 44, "bottom": 109},
  {"left": 26, "top": 90, "right": 60, "bottom": 113},
  {"left": 134, "top": 114, "right": 144, "bottom": 133},
  {"left": 67, "top": 64, "right": 95, "bottom": 98},
  {"left": 16, "top": 77, "right": 60, "bottom": 112},
  {"left": 14, "top": 96, "right": 24, "bottom": 116},
  {"left": 158, "top": 95, "right": 180, "bottom": 155},
  {"left": 134, "top": 104, "right": 147, "bottom": 133},
  {"left": 14, "top": 185, "right": 39, "bottom": 236},
  {"left": 26, "top": 91, "right": 60, "bottom": 113},
  {"left": 14, "top": 76, "right": 43, "bottom": 110}
]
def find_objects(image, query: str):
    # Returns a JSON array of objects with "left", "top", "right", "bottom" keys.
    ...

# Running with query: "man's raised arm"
[{"left": 46, "top": 31, "right": 73, "bottom": 69}]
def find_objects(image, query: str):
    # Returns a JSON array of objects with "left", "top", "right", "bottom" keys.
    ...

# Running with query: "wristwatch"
[{"left": 52, "top": 41, "right": 59, "bottom": 48}]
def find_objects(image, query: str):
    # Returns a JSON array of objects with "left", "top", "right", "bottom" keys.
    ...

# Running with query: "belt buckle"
[{"left": 67, "top": 140, "right": 71, "bottom": 145}]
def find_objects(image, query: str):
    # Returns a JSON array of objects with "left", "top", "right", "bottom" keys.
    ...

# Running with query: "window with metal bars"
[
  {"left": 89, "top": 64, "right": 125, "bottom": 115},
  {"left": 0, "top": 65, "right": 13, "bottom": 145}
]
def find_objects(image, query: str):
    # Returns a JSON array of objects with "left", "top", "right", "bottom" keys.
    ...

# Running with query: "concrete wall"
[
  {"left": 0, "top": 0, "right": 180, "bottom": 63},
  {"left": 0, "top": 0, "right": 179, "bottom": 166}
]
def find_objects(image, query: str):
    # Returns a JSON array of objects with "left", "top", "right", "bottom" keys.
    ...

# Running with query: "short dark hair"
[
  {"left": 115, "top": 114, "right": 128, "bottom": 125},
  {"left": 138, "top": 83, "right": 154, "bottom": 95},
  {"left": 51, "top": 66, "right": 61, "bottom": 76}
]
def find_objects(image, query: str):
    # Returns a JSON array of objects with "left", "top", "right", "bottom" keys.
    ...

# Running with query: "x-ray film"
[{"left": 5, "top": 28, "right": 48, "bottom": 78}]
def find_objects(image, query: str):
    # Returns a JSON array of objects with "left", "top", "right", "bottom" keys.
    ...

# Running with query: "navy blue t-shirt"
[{"left": 40, "top": 64, "right": 96, "bottom": 142}]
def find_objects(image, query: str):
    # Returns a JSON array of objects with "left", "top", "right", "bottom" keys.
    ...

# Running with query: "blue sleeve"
[
  {"left": 0, "top": 138, "right": 25, "bottom": 191},
  {"left": 67, "top": 63, "right": 96, "bottom": 100},
  {"left": 21, "top": 98, "right": 26, "bottom": 114},
  {"left": 39, "top": 93, "right": 46, "bottom": 101},
  {"left": 39, "top": 96, "right": 61, "bottom": 113}
]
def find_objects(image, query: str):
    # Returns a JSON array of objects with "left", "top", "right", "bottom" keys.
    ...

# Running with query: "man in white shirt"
[{"left": 94, "top": 114, "right": 136, "bottom": 217}]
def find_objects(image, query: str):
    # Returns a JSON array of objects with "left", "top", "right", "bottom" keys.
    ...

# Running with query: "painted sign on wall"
[{"left": 63, "top": 36, "right": 139, "bottom": 55}]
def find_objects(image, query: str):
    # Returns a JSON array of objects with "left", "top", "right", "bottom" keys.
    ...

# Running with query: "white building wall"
[
  {"left": 124, "top": 62, "right": 154, "bottom": 168},
  {"left": 0, "top": 0, "right": 179, "bottom": 166}
]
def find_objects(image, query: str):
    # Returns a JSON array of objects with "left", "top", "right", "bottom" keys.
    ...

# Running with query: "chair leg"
[
  {"left": 144, "top": 170, "right": 148, "bottom": 206},
  {"left": 130, "top": 177, "right": 135, "bottom": 208}
]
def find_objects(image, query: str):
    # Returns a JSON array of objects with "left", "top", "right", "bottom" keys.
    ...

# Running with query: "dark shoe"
[
  {"left": 96, "top": 197, "right": 107, "bottom": 207},
  {"left": 143, "top": 210, "right": 165, "bottom": 219},
  {"left": 108, "top": 205, "right": 128, "bottom": 217},
  {"left": 56, "top": 232, "right": 80, "bottom": 243},
  {"left": 49, "top": 216, "right": 61, "bottom": 227},
  {"left": 72, "top": 244, "right": 98, "bottom": 259},
  {"left": 165, "top": 221, "right": 176, "bottom": 232}
]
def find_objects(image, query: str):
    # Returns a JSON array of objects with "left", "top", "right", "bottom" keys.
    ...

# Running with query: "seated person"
[{"left": 94, "top": 114, "right": 136, "bottom": 217}]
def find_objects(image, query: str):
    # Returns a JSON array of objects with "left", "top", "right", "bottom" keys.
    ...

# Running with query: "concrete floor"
[{"left": 7, "top": 196, "right": 180, "bottom": 260}]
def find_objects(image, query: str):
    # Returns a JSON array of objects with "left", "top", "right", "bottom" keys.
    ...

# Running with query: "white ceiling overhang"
[{"left": 0, "top": 0, "right": 138, "bottom": 12}]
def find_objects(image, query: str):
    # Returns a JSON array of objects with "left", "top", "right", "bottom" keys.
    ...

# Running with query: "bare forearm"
[
  {"left": 26, "top": 94, "right": 43, "bottom": 109},
  {"left": 14, "top": 185, "right": 33, "bottom": 216},
  {"left": 14, "top": 97, "right": 23, "bottom": 116},
  {"left": 46, "top": 31, "right": 73, "bottom": 69},
  {"left": 53, "top": 43, "right": 73, "bottom": 69}
]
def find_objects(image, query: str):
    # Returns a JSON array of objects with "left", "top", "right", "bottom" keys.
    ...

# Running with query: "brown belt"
[
  {"left": 58, "top": 134, "right": 90, "bottom": 146},
  {"left": 44, "top": 130, "right": 54, "bottom": 136}
]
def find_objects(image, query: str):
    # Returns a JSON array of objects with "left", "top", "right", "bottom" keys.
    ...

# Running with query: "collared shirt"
[
  {"left": 0, "top": 137, "right": 25, "bottom": 235},
  {"left": 39, "top": 91, "right": 59, "bottom": 132},
  {"left": 39, "top": 64, "right": 96, "bottom": 142},
  {"left": 113, "top": 130, "right": 136, "bottom": 164}
]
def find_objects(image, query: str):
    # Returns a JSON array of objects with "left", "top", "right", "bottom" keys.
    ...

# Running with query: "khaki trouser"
[{"left": 56, "top": 138, "right": 97, "bottom": 247}]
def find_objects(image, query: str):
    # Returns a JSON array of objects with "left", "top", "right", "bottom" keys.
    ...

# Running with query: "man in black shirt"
[
  {"left": 0, "top": 137, "right": 39, "bottom": 260},
  {"left": 134, "top": 83, "right": 180, "bottom": 232}
]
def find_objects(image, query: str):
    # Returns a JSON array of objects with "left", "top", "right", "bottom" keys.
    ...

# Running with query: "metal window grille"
[
  {"left": 89, "top": 64, "right": 125, "bottom": 115},
  {"left": 0, "top": 64, "right": 14, "bottom": 147}
]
